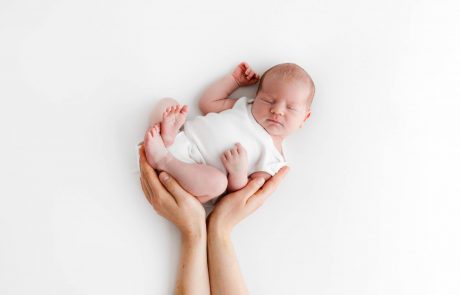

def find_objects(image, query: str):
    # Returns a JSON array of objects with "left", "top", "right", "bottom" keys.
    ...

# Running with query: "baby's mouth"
[{"left": 267, "top": 118, "right": 283, "bottom": 126}]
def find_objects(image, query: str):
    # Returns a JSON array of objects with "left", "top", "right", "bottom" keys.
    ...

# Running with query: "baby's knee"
[
  {"left": 210, "top": 173, "right": 228, "bottom": 197},
  {"left": 198, "top": 173, "right": 228, "bottom": 203}
]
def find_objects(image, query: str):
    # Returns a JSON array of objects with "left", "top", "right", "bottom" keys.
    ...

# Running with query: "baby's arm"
[{"left": 199, "top": 62, "right": 259, "bottom": 115}]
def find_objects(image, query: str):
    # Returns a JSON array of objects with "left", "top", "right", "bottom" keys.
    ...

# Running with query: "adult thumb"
[
  {"left": 159, "top": 172, "right": 190, "bottom": 201},
  {"left": 238, "top": 177, "right": 265, "bottom": 202}
]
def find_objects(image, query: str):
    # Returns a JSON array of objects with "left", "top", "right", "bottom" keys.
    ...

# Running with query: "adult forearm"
[
  {"left": 174, "top": 229, "right": 210, "bottom": 295},
  {"left": 207, "top": 225, "right": 249, "bottom": 295}
]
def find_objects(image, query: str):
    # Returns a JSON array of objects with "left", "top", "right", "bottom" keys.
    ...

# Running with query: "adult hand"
[
  {"left": 208, "top": 166, "right": 289, "bottom": 236},
  {"left": 139, "top": 145, "right": 206, "bottom": 238},
  {"left": 140, "top": 145, "right": 211, "bottom": 294}
]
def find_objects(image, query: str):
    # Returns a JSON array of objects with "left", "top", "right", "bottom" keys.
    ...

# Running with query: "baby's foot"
[
  {"left": 144, "top": 124, "right": 170, "bottom": 170},
  {"left": 161, "top": 105, "right": 188, "bottom": 147},
  {"left": 221, "top": 143, "right": 249, "bottom": 192}
]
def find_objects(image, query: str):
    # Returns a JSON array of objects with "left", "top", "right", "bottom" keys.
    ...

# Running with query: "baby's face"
[{"left": 252, "top": 77, "right": 311, "bottom": 139}]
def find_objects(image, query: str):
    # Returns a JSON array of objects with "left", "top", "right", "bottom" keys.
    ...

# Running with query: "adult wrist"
[
  {"left": 181, "top": 223, "right": 207, "bottom": 243},
  {"left": 208, "top": 217, "right": 232, "bottom": 241}
]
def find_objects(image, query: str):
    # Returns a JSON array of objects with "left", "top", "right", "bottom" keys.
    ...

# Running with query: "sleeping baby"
[{"left": 144, "top": 62, "right": 315, "bottom": 203}]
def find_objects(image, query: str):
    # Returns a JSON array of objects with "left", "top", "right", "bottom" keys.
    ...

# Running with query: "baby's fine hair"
[{"left": 256, "top": 63, "right": 315, "bottom": 106}]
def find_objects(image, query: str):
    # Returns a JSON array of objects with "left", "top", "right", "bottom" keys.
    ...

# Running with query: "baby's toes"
[
  {"left": 225, "top": 150, "right": 236, "bottom": 162},
  {"left": 180, "top": 105, "right": 189, "bottom": 114},
  {"left": 163, "top": 107, "right": 171, "bottom": 118},
  {"left": 225, "top": 150, "right": 232, "bottom": 159},
  {"left": 144, "top": 127, "right": 155, "bottom": 142},
  {"left": 230, "top": 147, "right": 239, "bottom": 158},
  {"left": 235, "top": 143, "right": 246, "bottom": 154}
]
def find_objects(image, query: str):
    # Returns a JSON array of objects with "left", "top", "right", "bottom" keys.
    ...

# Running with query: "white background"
[{"left": 1, "top": 0, "right": 459, "bottom": 294}]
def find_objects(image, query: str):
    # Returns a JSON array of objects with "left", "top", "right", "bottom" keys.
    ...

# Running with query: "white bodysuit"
[{"left": 167, "top": 96, "right": 287, "bottom": 176}]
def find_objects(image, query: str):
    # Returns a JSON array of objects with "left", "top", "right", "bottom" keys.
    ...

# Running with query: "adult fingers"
[
  {"left": 139, "top": 146, "right": 156, "bottom": 182},
  {"left": 141, "top": 177, "right": 165, "bottom": 214},
  {"left": 256, "top": 166, "right": 289, "bottom": 198},
  {"left": 139, "top": 145, "right": 178, "bottom": 213},
  {"left": 139, "top": 145, "right": 167, "bottom": 196},
  {"left": 140, "top": 177, "right": 153, "bottom": 205},
  {"left": 231, "top": 177, "right": 266, "bottom": 203},
  {"left": 247, "top": 166, "right": 289, "bottom": 208},
  {"left": 158, "top": 172, "right": 192, "bottom": 205}
]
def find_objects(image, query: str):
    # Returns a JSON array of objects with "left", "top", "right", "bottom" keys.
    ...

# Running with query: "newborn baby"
[{"left": 144, "top": 62, "right": 315, "bottom": 203}]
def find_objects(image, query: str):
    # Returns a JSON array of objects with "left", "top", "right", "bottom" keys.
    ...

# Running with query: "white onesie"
[{"left": 167, "top": 96, "right": 287, "bottom": 176}]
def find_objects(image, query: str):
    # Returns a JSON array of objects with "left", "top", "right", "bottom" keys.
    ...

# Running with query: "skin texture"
[{"left": 139, "top": 146, "right": 289, "bottom": 295}]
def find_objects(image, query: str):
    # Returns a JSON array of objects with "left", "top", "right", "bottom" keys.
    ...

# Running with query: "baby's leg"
[
  {"left": 221, "top": 143, "right": 249, "bottom": 192},
  {"left": 144, "top": 124, "right": 227, "bottom": 203}
]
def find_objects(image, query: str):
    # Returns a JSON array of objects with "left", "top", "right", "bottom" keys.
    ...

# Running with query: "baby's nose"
[{"left": 270, "top": 105, "right": 284, "bottom": 116}]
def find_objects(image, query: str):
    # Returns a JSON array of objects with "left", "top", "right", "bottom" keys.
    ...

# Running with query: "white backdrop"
[{"left": 1, "top": 0, "right": 459, "bottom": 294}]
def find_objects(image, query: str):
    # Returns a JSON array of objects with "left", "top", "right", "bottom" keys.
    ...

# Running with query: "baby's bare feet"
[
  {"left": 144, "top": 124, "right": 170, "bottom": 169},
  {"left": 221, "top": 143, "right": 248, "bottom": 191},
  {"left": 161, "top": 104, "right": 188, "bottom": 147}
]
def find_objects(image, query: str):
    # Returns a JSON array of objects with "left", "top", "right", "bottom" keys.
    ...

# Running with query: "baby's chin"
[
  {"left": 262, "top": 123, "right": 287, "bottom": 136},
  {"left": 254, "top": 118, "right": 289, "bottom": 137}
]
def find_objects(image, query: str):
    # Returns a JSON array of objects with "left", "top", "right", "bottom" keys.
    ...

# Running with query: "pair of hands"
[{"left": 139, "top": 145, "right": 288, "bottom": 237}]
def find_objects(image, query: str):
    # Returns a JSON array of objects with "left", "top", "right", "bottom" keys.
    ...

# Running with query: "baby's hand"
[{"left": 232, "top": 62, "right": 260, "bottom": 87}]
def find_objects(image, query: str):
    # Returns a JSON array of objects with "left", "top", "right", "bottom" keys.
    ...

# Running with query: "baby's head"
[{"left": 252, "top": 63, "right": 315, "bottom": 139}]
